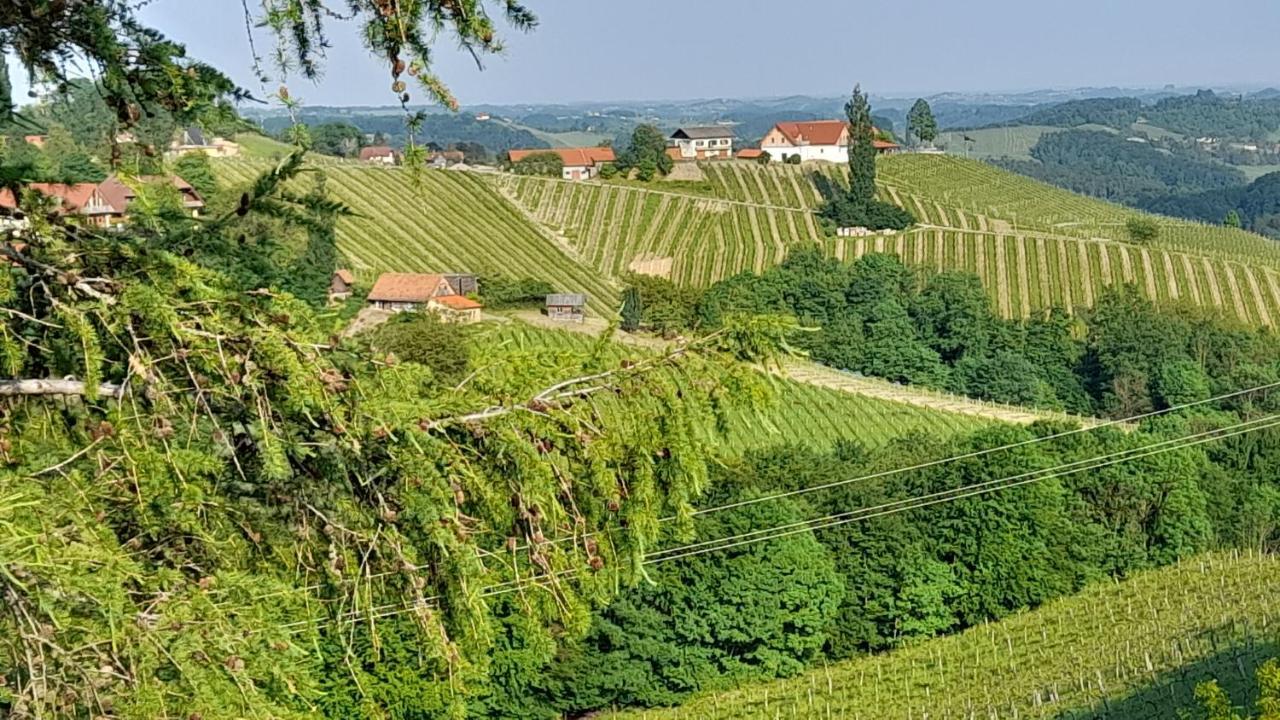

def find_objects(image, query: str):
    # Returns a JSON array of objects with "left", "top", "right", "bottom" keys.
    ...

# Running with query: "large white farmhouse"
[{"left": 760, "top": 120, "right": 899, "bottom": 163}]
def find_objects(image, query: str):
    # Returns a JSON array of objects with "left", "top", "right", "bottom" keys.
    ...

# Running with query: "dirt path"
[{"left": 506, "top": 312, "right": 1115, "bottom": 429}]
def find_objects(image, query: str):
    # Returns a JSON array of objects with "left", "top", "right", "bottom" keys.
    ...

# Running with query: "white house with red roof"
[
  {"left": 507, "top": 147, "right": 616, "bottom": 180},
  {"left": 367, "top": 272, "right": 483, "bottom": 323},
  {"left": 760, "top": 121, "right": 899, "bottom": 163}
]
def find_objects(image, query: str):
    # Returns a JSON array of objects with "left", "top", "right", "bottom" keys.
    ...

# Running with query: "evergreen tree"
[
  {"left": 621, "top": 286, "right": 643, "bottom": 331},
  {"left": 173, "top": 150, "right": 218, "bottom": 199},
  {"left": 1225, "top": 209, "right": 1243, "bottom": 227},
  {"left": 907, "top": 98, "right": 939, "bottom": 146},
  {"left": 846, "top": 84, "right": 877, "bottom": 205}
]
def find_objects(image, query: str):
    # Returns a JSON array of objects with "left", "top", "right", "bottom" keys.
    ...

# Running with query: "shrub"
[
  {"left": 1125, "top": 216, "right": 1160, "bottom": 243},
  {"left": 513, "top": 151, "right": 564, "bottom": 177},
  {"left": 477, "top": 274, "right": 555, "bottom": 309},
  {"left": 755, "top": 150, "right": 771, "bottom": 165},
  {"left": 785, "top": 153, "right": 802, "bottom": 165},
  {"left": 817, "top": 195, "right": 915, "bottom": 231},
  {"left": 597, "top": 162, "right": 618, "bottom": 179},
  {"left": 367, "top": 312, "right": 471, "bottom": 385}
]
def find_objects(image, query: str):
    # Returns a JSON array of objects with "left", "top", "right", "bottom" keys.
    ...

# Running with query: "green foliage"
[
  {"left": 623, "top": 274, "right": 702, "bottom": 335},
  {"left": 173, "top": 150, "right": 219, "bottom": 199},
  {"left": 617, "top": 124, "right": 673, "bottom": 178},
  {"left": 478, "top": 274, "right": 555, "bottom": 309},
  {"left": 907, "top": 98, "right": 938, "bottom": 145},
  {"left": 1126, "top": 215, "right": 1161, "bottom": 243},
  {"left": 308, "top": 122, "right": 365, "bottom": 157},
  {"left": 620, "top": 286, "right": 642, "bottom": 332},
  {"left": 1196, "top": 658, "right": 1280, "bottom": 720},
  {"left": 41, "top": 125, "right": 106, "bottom": 182},
  {"left": 367, "top": 312, "right": 472, "bottom": 386},
  {"left": 597, "top": 162, "right": 618, "bottom": 179},
  {"left": 512, "top": 150, "right": 564, "bottom": 177},
  {"left": 537, "top": 483, "right": 843, "bottom": 714},
  {"left": 785, "top": 153, "right": 801, "bottom": 165},
  {"left": 1226, "top": 209, "right": 1243, "bottom": 227},
  {"left": 846, "top": 85, "right": 877, "bottom": 205}
]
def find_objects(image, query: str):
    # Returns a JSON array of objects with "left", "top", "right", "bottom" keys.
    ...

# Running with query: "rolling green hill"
[
  {"left": 213, "top": 161, "right": 619, "bottom": 313},
  {"left": 604, "top": 550, "right": 1280, "bottom": 720},
  {"left": 492, "top": 155, "right": 1280, "bottom": 327}
]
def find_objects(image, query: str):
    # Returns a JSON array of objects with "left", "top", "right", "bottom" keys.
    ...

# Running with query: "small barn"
[
  {"left": 546, "top": 293, "right": 587, "bottom": 322},
  {"left": 329, "top": 269, "right": 355, "bottom": 300}
]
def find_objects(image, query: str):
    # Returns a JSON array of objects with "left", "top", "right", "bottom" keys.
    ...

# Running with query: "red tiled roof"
[
  {"left": 736, "top": 148, "right": 764, "bottom": 159},
  {"left": 334, "top": 269, "right": 355, "bottom": 284},
  {"left": 432, "top": 294, "right": 483, "bottom": 310},
  {"left": 0, "top": 183, "right": 104, "bottom": 213},
  {"left": 367, "top": 273, "right": 454, "bottom": 303},
  {"left": 508, "top": 147, "right": 615, "bottom": 167},
  {"left": 768, "top": 121, "right": 898, "bottom": 150},
  {"left": 360, "top": 146, "right": 398, "bottom": 161}
]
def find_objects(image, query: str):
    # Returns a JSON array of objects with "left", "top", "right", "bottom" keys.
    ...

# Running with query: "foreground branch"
[{"left": 0, "top": 379, "right": 125, "bottom": 398}]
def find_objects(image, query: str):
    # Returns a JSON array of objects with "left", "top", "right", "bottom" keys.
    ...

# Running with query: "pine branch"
[{"left": 0, "top": 379, "right": 125, "bottom": 398}]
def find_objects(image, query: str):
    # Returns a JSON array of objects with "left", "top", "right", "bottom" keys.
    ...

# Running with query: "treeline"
[
  {"left": 474, "top": 414, "right": 1280, "bottom": 717},
  {"left": 996, "top": 90, "right": 1280, "bottom": 140},
  {"left": 258, "top": 111, "right": 547, "bottom": 155},
  {"left": 995, "top": 129, "right": 1246, "bottom": 206},
  {"left": 1142, "top": 170, "right": 1280, "bottom": 239},
  {"left": 626, "top": 248, "right": 1280, "bottom": 420}
]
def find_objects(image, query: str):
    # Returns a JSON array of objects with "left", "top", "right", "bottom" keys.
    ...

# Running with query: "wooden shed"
[{"left": 546, "top": 293, "right": 587, "bottom": 322}]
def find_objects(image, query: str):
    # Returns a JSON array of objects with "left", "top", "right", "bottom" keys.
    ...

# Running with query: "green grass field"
[
  {"left": 232, "top": 132, "right": 303, "bottom": 160},
  {"left": 484, "top": 321, "right": 994, "bottom": 453},
  {"left": 605, "top": 550, "right": 1280, "bottom": 720},
  {"left": 935, "top": 125, "right": 1063, "bottom": 160},
  {"left": 214, "top": 161, "right": 619, "bottom": 313}
]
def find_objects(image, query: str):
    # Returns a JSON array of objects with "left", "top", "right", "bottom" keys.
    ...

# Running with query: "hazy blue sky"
[{"left": 19, "top": 0, "right": 1280, "bottom": 107}]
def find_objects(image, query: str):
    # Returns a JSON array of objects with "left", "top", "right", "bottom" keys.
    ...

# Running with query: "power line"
[
  {"left": 234, "top": 380, "right": 1280, "bottom": 610},
  {"left": 272, "top": 413, "right": 1279, "bottom": 634}
]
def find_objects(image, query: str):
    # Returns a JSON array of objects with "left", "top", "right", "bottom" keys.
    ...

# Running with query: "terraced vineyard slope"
[
  {"left": 214, "top": 161, "right": 618, "bottom": 313},
  {"left": 607, "top": 550, "right": 1280, "bottom": 720},
  {"left": 495, "top": 156, "right": 1280, "bottom": 326},
  {"left": 488, "top": 321, "right": 994, "bottom": 453}
]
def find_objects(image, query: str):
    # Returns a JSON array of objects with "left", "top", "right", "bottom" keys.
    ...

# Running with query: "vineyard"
[
  {"left": 494, "top": 157, "right": 1280, "bottom": 326},
  {"left": 485, "top": 321, "right": 993, "bottom": 452},
  {"left": 213, "top": 161, "right": 619, "bottom": 313},
  {"left": 605, "top": 549, "right": 1280, "bottom": 720}
]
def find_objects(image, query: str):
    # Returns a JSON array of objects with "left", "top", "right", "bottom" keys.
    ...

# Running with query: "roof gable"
[
  {"left": 671, "top": 126, "right": 734, "bottom": 140},
  {"left": 507, "top": 147, "right": 615, "bottom": 167},
  {"left": 768, "top": 120, "right": 899, "bottom": 150},
  {"left": 368, "top": 273, "right": 455, "bottom": 303}
]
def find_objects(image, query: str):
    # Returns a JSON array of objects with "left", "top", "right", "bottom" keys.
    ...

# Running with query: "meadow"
[{"left": 604, "top": 549, "right": 1280, "bottom": 720}]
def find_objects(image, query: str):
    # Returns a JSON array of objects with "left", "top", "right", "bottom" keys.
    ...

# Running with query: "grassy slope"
[
  {"left": 605, "top": 550, "right": 1280, "bottom": 720},
  {"left": 487, "top": 321, "right": 993, "bottom": 453},
  {"left": 213, "top": 160, "right": 618, "bottom": 314},
  {"left": 935, "top": 125, "right": 1063, "bottom": 160},
  {"left": 493, "top": 156, "right": 1280, "bottom": 327},
  {"left": 232, "top": 132, "right": 302, "bottom": 159}
]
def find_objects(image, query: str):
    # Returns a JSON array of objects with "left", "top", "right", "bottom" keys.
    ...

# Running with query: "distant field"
[
  {"left": 1238, "top": 163, "right": 1280, "bottom": 182},
  {"left": 502, "top": 121, "right": 613, "bottom": 149},
  {"left": 214, "top": 161, "right": 618, "bottom": 313},
  {"left": 935, "top": 125, "right": 1062, "bottom": 160},
  {"left": 232, "top": 132, "right": 300, "bottom": 159},
  {"left": 486, "top": 321, "right": 994, "bottom": 453},
  {"left": 606, "top": 550, "right": 1280, "bottom": 720}
]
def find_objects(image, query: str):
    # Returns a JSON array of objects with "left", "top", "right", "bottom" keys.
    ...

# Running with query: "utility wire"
[{"left": 272, "top": 412, "right": 1279, "bottom": 633}]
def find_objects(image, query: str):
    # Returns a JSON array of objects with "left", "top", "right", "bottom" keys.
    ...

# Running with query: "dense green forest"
[
  {"left": 993, "top": 90, "right": 1280, "bottom": 140},
  {"left": 1143, "top": 171, "right": 1280, "bottom": 239},
  {"left": 995, "top": 129, "right": 1247, "bottom": 205},
  {"left": 257, "top": 111, "right": 548, "bottom": 154}
]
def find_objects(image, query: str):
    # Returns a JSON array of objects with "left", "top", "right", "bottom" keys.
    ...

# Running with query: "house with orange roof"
[
  {"left": 367, "top": 272, "right": 484, "bottom": 323},
  {"left": 0, "top": 175, "right": 205, "bottom": 228},
  {"left": 507, "top": 147, "right": 615, "bottom": 181},
  {"left": 329, "top": 269, "right": 356, "bottom": 300},
  {"left": 760, "top": 120, "right": 899, "bottom": 164},
  {"left": 360, "top": 146, "right": 400, "bottom": 165}
]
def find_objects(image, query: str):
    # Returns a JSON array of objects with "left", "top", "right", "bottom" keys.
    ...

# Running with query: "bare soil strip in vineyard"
[
  {"left": 1181, "top": 254, "right": 1204, "bottom": 304},
  {"left": 779, "top": 361, "right": 1115, "bottom": 429},
  {"left": 1015, "top": 236, "right": 1033, "bottom": 317},
  {"left": 1201, "top": 257, "right": 1226, "bottom": 309},
  {"left": 1161, "top": 251, "right": 1180, "bottom": 300},
  {"left": 1220, "top": 263, "right": 1252, "bottom": 324},
  {"left": 1035, "top": 237, "right": 1053, "bottom": 311},
  {"left": 993, "top": 234, "right": 1012, "bottom": 317},
  {"left": 1240, "top": 265, "right": 1274, "bottom": 327}
]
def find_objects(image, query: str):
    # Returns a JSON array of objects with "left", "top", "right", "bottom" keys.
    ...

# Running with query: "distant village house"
[
  {"left": 545, "top": 293, "right": 587, "bottom": 323},
  {"left": 0, "top": 175, "right": 205, "bottom": 228},
  {"left": 507, "top": 147, "right": 616, "bottom": 181},
  {"left": 367, "top": 272, "right": 483, "bottom": 323},
  {"left": 23, "top": 135, "right": 47, "bottom": 148},
  {"left": 360, "top": 146, "right": 400, "bottom": 165},
  {"left": 760, "top": 120, "right": 899, "bottom": 163},
  {"left": 668, "top": 126, "right": 735, "bottom": 161},
  {"left": 170, "top": 127, "right": 240, "bottom": 158}
]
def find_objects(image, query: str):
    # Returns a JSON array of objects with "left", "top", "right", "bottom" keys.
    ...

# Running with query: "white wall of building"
[
  {"left": 562, "top": 164, "right": 594, "bottom": 180},
  {"left": 761, "top": 144, "right": 847, "bottom": 163},
  {"left": 674, "top": 137, "right": 733, "bottom": 159}
]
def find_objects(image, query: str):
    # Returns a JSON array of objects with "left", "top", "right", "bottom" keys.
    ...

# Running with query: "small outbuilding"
[
  {"left": 545, "top": 293, "right": 587, "bottom": 323},
  {"left": 329, "top": 269, "right": 356, "bottom": 300}
]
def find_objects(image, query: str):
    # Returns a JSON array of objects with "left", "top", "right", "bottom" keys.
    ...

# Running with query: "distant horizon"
[{"left": 10, "top": 0, "right": 1280, "bottom": 110}]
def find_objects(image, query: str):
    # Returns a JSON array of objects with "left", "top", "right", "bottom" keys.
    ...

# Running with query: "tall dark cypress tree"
[{"left": 845, "top": 84, "right": 877, "bottom": 206}]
